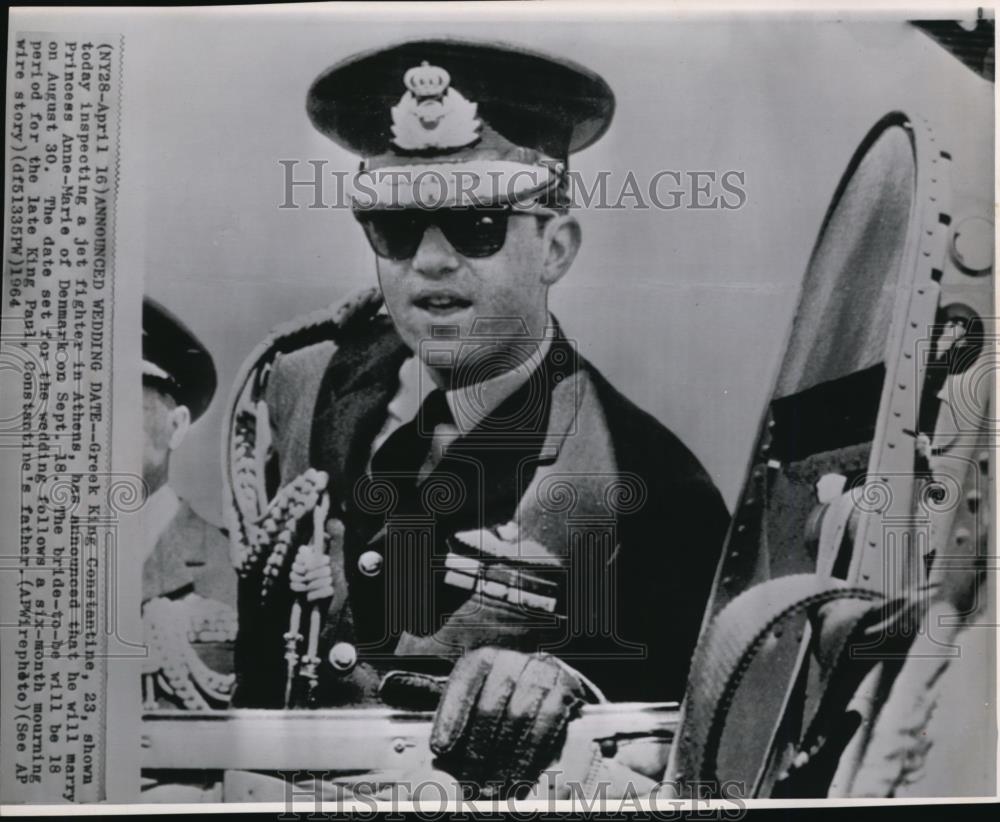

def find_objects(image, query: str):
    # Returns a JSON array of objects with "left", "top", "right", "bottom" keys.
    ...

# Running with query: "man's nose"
[{"left": 411, "top": 225, "right": 460, "bottom": 278}]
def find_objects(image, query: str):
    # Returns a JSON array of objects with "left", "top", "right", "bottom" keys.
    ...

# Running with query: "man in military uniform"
[
  {"left": 142, "top": 297, "right": 237, "bottom": 710},
  {"left": 226, "top": 39, "right": 728, "bottom": 794}
]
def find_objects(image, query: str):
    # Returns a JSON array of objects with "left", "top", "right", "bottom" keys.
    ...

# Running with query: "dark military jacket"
[
  {"left": 233, "top": 316, "right": 729, "bottom": 707},
  {"left": 143, "top": 498, "right": 238, "bottom": 608}
]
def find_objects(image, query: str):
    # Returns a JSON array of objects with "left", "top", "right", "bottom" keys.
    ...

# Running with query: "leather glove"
[{"left": 428, "top": 647, "right": 591, "bottom": 799}]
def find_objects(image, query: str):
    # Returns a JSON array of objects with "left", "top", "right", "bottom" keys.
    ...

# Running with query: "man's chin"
[
  {"left": 400, "top": 314, "right": 541, "bottom": 381},
  {"left": 418, "top": 341, "right": 534, "bottom": 390},
  {"left": 409, "top": 333, "right": 466, "bottom": 379},
  {"left": 399, "top": 314, "right": 473, "bottom": 359},
  {"left": 401, "top": 310, "right": 538, "bottom": 348}
]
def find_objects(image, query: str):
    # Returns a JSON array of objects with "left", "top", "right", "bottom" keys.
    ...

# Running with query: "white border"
[{"left": 4, "top": 0, "right": 998, "bottom": 813}]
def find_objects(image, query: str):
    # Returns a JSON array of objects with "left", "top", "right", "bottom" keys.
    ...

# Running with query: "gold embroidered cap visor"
[{"left": 306, "top": 38, "right": 615, "bottom": 209}]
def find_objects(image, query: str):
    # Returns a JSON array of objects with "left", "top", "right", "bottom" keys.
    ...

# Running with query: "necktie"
[
  {"left": 361, "top": 389, "right": 456, "bottom": 639},
  {"left": 370, "top": 388, "right": 456, "bottom": 485}
]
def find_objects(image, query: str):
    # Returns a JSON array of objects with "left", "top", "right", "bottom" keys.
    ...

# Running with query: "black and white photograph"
[{"left": 0, "top": 1, "right": 996, "bottom": 812}]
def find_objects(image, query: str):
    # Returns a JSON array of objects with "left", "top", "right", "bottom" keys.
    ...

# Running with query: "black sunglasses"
[{"left": 354, "top": 206, "right": 555, "bottom": 261}]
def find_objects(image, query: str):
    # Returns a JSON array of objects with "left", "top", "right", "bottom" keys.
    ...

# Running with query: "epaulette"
[{"left": 222, "top": 286, "right": 384, "bottom": 582}]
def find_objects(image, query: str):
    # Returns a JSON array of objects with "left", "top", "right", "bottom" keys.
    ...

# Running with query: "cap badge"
[{"left": 391, "top": 61, "right": 481, "bottom": 151}]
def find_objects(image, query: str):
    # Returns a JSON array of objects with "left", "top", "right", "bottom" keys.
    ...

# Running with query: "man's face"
[{"left": 375, "top": 213, "right": 553, "bottom": 385}]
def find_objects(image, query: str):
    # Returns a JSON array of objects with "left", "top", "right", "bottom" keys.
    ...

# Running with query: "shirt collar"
[
  {"left": 144, "top": 483, "right": 180, "bottom": 560},
  {"left": 445, "top": 334, "right": 554, "bottom": 434},
  {"left": 390, "top": 326, "right": 556, "bottom": 436}
]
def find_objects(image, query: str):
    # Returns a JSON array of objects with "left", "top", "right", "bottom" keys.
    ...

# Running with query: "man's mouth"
[{"left": 412, "top": 293, "right": 473, "bottom": 315}]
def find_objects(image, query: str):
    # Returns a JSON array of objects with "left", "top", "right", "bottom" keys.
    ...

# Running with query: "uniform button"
[
  {"left": 358, "top": 550, "right": 383, "bottom": 577},
  {"left": 327, "top": 642, "right": 357, "bottom": 673}
]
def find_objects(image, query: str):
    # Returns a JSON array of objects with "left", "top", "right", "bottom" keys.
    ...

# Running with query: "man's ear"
[
  {"left": 540, "top": 214, "right": 581, "bottom": 287},
  {"left": 166, "top": 404, "right": 191, "bottom": 451}
]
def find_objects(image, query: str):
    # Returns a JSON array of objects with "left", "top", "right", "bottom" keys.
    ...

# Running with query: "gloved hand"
[{"left": 428, "top": 647, "right": 591, "bottom": 799}]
